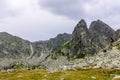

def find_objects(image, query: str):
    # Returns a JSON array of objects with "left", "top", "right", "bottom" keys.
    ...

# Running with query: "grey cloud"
[
  {"left": 39, "top": 0, "right": 120, "bottom": 20},
  {"left": 39, "top": 0, "right": 89, "bottom": 20},
  {"left": 0, "top": 0, "right": 120, "bottom": 42}
]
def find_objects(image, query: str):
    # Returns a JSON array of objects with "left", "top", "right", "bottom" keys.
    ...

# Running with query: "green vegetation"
[
  {"left": 117, "top": 43, "right": 120, "bottom": 50},
  {"left": 1, "top": 62, "right": 42, "bottom": 70},
  {"left": 62, "top": 41, "right": 70, "bottom": 48},
  {"left": 51, "top": 41, "right": 71, "bottom": 60},
  {"left": 10, "top": 62, "right": 25, "bottom": 69},
  {"left": 76, "top": 52, "right": 86, "bottom": 58},
  {"left": 0, "top": 69, "right": 120, "bottom": 80}
]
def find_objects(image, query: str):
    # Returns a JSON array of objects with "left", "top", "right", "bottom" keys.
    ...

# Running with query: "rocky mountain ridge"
[
  {"left": 0, "top": 19, "right": 119, "bottom": 70},
  {"left": 52, "top": 38, "right": 120, "bottom": 71},
  {"left": 42, "top": 19, "right": 120, "bottom": 71},
  {"left": 52, "top": 19, "right": 118, "bottom": 59},
  {"left": 0, "top": 32, "right": 71, "bottom": 68}
]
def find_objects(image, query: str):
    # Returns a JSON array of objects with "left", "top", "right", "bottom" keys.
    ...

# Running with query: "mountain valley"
[{"left": 0, "top": 19, "right": 119, "bottom": 72}]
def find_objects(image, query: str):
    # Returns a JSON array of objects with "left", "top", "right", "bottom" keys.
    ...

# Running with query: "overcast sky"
[{"left": 0, "top": 0, "right": 120, "bottom": 41}]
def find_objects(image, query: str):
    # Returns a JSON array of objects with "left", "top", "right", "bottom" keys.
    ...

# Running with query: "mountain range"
[{"left": 0, "top": 19, "right": 119, "bottom": 70}]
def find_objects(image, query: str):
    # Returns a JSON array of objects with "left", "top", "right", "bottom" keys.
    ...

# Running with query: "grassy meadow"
[{"left": 0, "top": 68, "right": 120, "bottom": 80}]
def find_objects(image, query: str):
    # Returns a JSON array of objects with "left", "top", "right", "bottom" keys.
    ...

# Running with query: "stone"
[
  {"left": 60, "top": 78, "right": 65, "bottom": 80},
  {"left": 113, "top": 29, "right": 120, "bottom": 41},
  {"left": 91, "top": 76, "right": 96, "bottom": 80},
  {"left": 111, "top": 75, "right": 120, "bottom": 80}
]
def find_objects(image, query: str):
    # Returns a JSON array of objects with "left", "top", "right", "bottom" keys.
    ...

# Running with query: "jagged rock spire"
[
  {"left": 72, "top": 19, "right": 89, "bottom": 39},
  {"left": 70, "top": 19, "right": 116, "bottom": 58},
  {"left": 71, "top": 19, "right": 91, "bottom": 57}
]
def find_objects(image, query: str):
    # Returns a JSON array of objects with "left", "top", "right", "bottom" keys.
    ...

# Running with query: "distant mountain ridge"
[
  {"left": 0, "top": 32, "right": 71, "bottom": 68},
  {"left": 0, "top": 19, "right": 119, "bottom": 70}
]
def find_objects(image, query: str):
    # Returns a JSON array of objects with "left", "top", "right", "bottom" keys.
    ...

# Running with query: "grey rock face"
[
  {"left": 71, "top": 20, "right": 89, "bottom": 55},
  {"left": 113, "top": 29, "right": 120, "bottom": 41},
  {"left": 47, "top": 38, "right": 120, "bottom": 71},
  {"left": 0, "top": 32, "right": 71, "bottom": 68},
  {"left": 32, "top": 33, "right": 71, "bottom": 55},
  {"left": 71, "top": 19, "right": 94, "bottom": 57},
  {"left": 0, "top": 32, "right": 31, "bottom": 59},
  {"left": 89, "top": 20, "right": 114, "bottom": 37},
  {"left": 56, "top": 19, "right": 117, "bottom": 59},
  {"left": 89, "top": 20, "right": 115, "bottom": 49},
  {"left": 71, "top": 19, "right": 116, "bottom": 57},
  {"left": 0, "top": 19, "right": 119, "bottom": 70}
]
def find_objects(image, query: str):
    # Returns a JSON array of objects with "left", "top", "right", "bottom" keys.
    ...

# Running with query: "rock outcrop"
[
  {"left": 113, "top": 29, "right": 120, "bottom": 41},
  {"left": 89, "top": 20, "right": 114, "bottom": 49},
  {"left": 45, "top": 38, "right": 120, "bottom": 71},
  {"left": 71, "top": 19, "right": 90, "bottom": 57},
  {"left": 0, "top": 32, "right": 71, "bottom": 68},
  {"left": 32, "top": 33, "right": 71, "bottom": 54},
  {"left": 0, "top": 19, "right": 119, "bottom": 70},
  {"left": 0, "top": 32, "right": 31, "bottom": 59},
  {"left": 52, "top": 19, "right": 118, "bottom": 59}
]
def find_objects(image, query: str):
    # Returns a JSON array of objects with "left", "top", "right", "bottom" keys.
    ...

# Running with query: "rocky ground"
[{"left": 42, "top": 39, "right": 120, "bottom": 71}]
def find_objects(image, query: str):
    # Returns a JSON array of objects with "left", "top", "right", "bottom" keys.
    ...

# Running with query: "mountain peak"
[
  {"left": 90, "top": 19, "right": 112, "bottom": 29},
  {"left": 89, "top": 20, "right": 114, "bottom": 37},
  {"left": 71, "top": 19, "right": 90, "bottom": 56},
  {"left": 77, "top": 19, "right": 87, "bottom": 28},
  {"left": 78, "top": 19, "right": 86, "bottom": 23},
  {"left": 96, "top": 19, "right": 102, "bottom": 22},
  {"left": 72, "top": 19, "right": 88, "bottom": 38},
  {"left": 0, "top": 32, "right": 10, "bottom": 35},
  {"left": 73, "top": 19, "right": 88, "bottom": 34}
]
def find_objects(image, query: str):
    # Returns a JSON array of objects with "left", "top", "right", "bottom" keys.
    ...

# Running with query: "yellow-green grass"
[{"left": 0, "top": 68, "right": 120, "bottom": 80}]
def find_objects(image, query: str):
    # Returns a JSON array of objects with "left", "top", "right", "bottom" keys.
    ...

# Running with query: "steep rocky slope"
[
  {"left": 0, "top": 32, "right": 71, "bottom": 68},
  {"left": 89, "top": 20, "right": 114, "bottom": 50},
  {"left": 71, "top": 38, "right": 120, "bottom": 69},
  {"left": 113, "top": 29, "right": 120, "bottom": 41},
  {"left": 0, "top": 32, "right": 31, "bottom": 59},
  {"left": 0, "top": 19, "right": 119, "bottom": 70},
  {"left": 0, "top": 32, "right": 33, "bottom": 67},
  {"left": 42, "top": 19, "right": 120, "bottom": 71},
  {"left": 71, "top": 19, "right": 93, "bottom": 57},
  {"left": 52, "top": 19, "right": 116, "bottom": 59},
  {"left": 42, "top": 38, "right": 120, "bottom": 71},
  {"left": 32, "top": 33, "right": 71, "bottom": 55}
]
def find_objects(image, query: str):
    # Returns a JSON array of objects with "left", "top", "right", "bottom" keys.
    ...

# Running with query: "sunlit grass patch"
[{"left": 0, "top": 68, "right": 120, "bottom": 80}]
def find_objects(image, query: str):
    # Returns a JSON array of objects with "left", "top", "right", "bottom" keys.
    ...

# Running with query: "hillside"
[
  {"left": 0, "top": 19, "right": 119, "bottom": 71},
  {"left": 41, "top": 19, "right": 120, "bottom": 71},
  {"left": 50, "top": 19, "right": 118, "bottom": 59},
  {"left": 0, "top": 32, "right": 71, "bottom": 69}
]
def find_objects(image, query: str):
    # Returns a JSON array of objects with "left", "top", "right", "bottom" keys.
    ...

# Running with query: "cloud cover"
[
  {"left": 39, "top": 0, "right": 120, "bottom": 28},
  {"left": 0, "top": 0, "right": 120, "bottom": 41},
  {"left": 39, "top": 0, "right": 120, "bottom": 19},
  {"left": 0, "top": 0, "right": 76, "bottom": 41}
]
